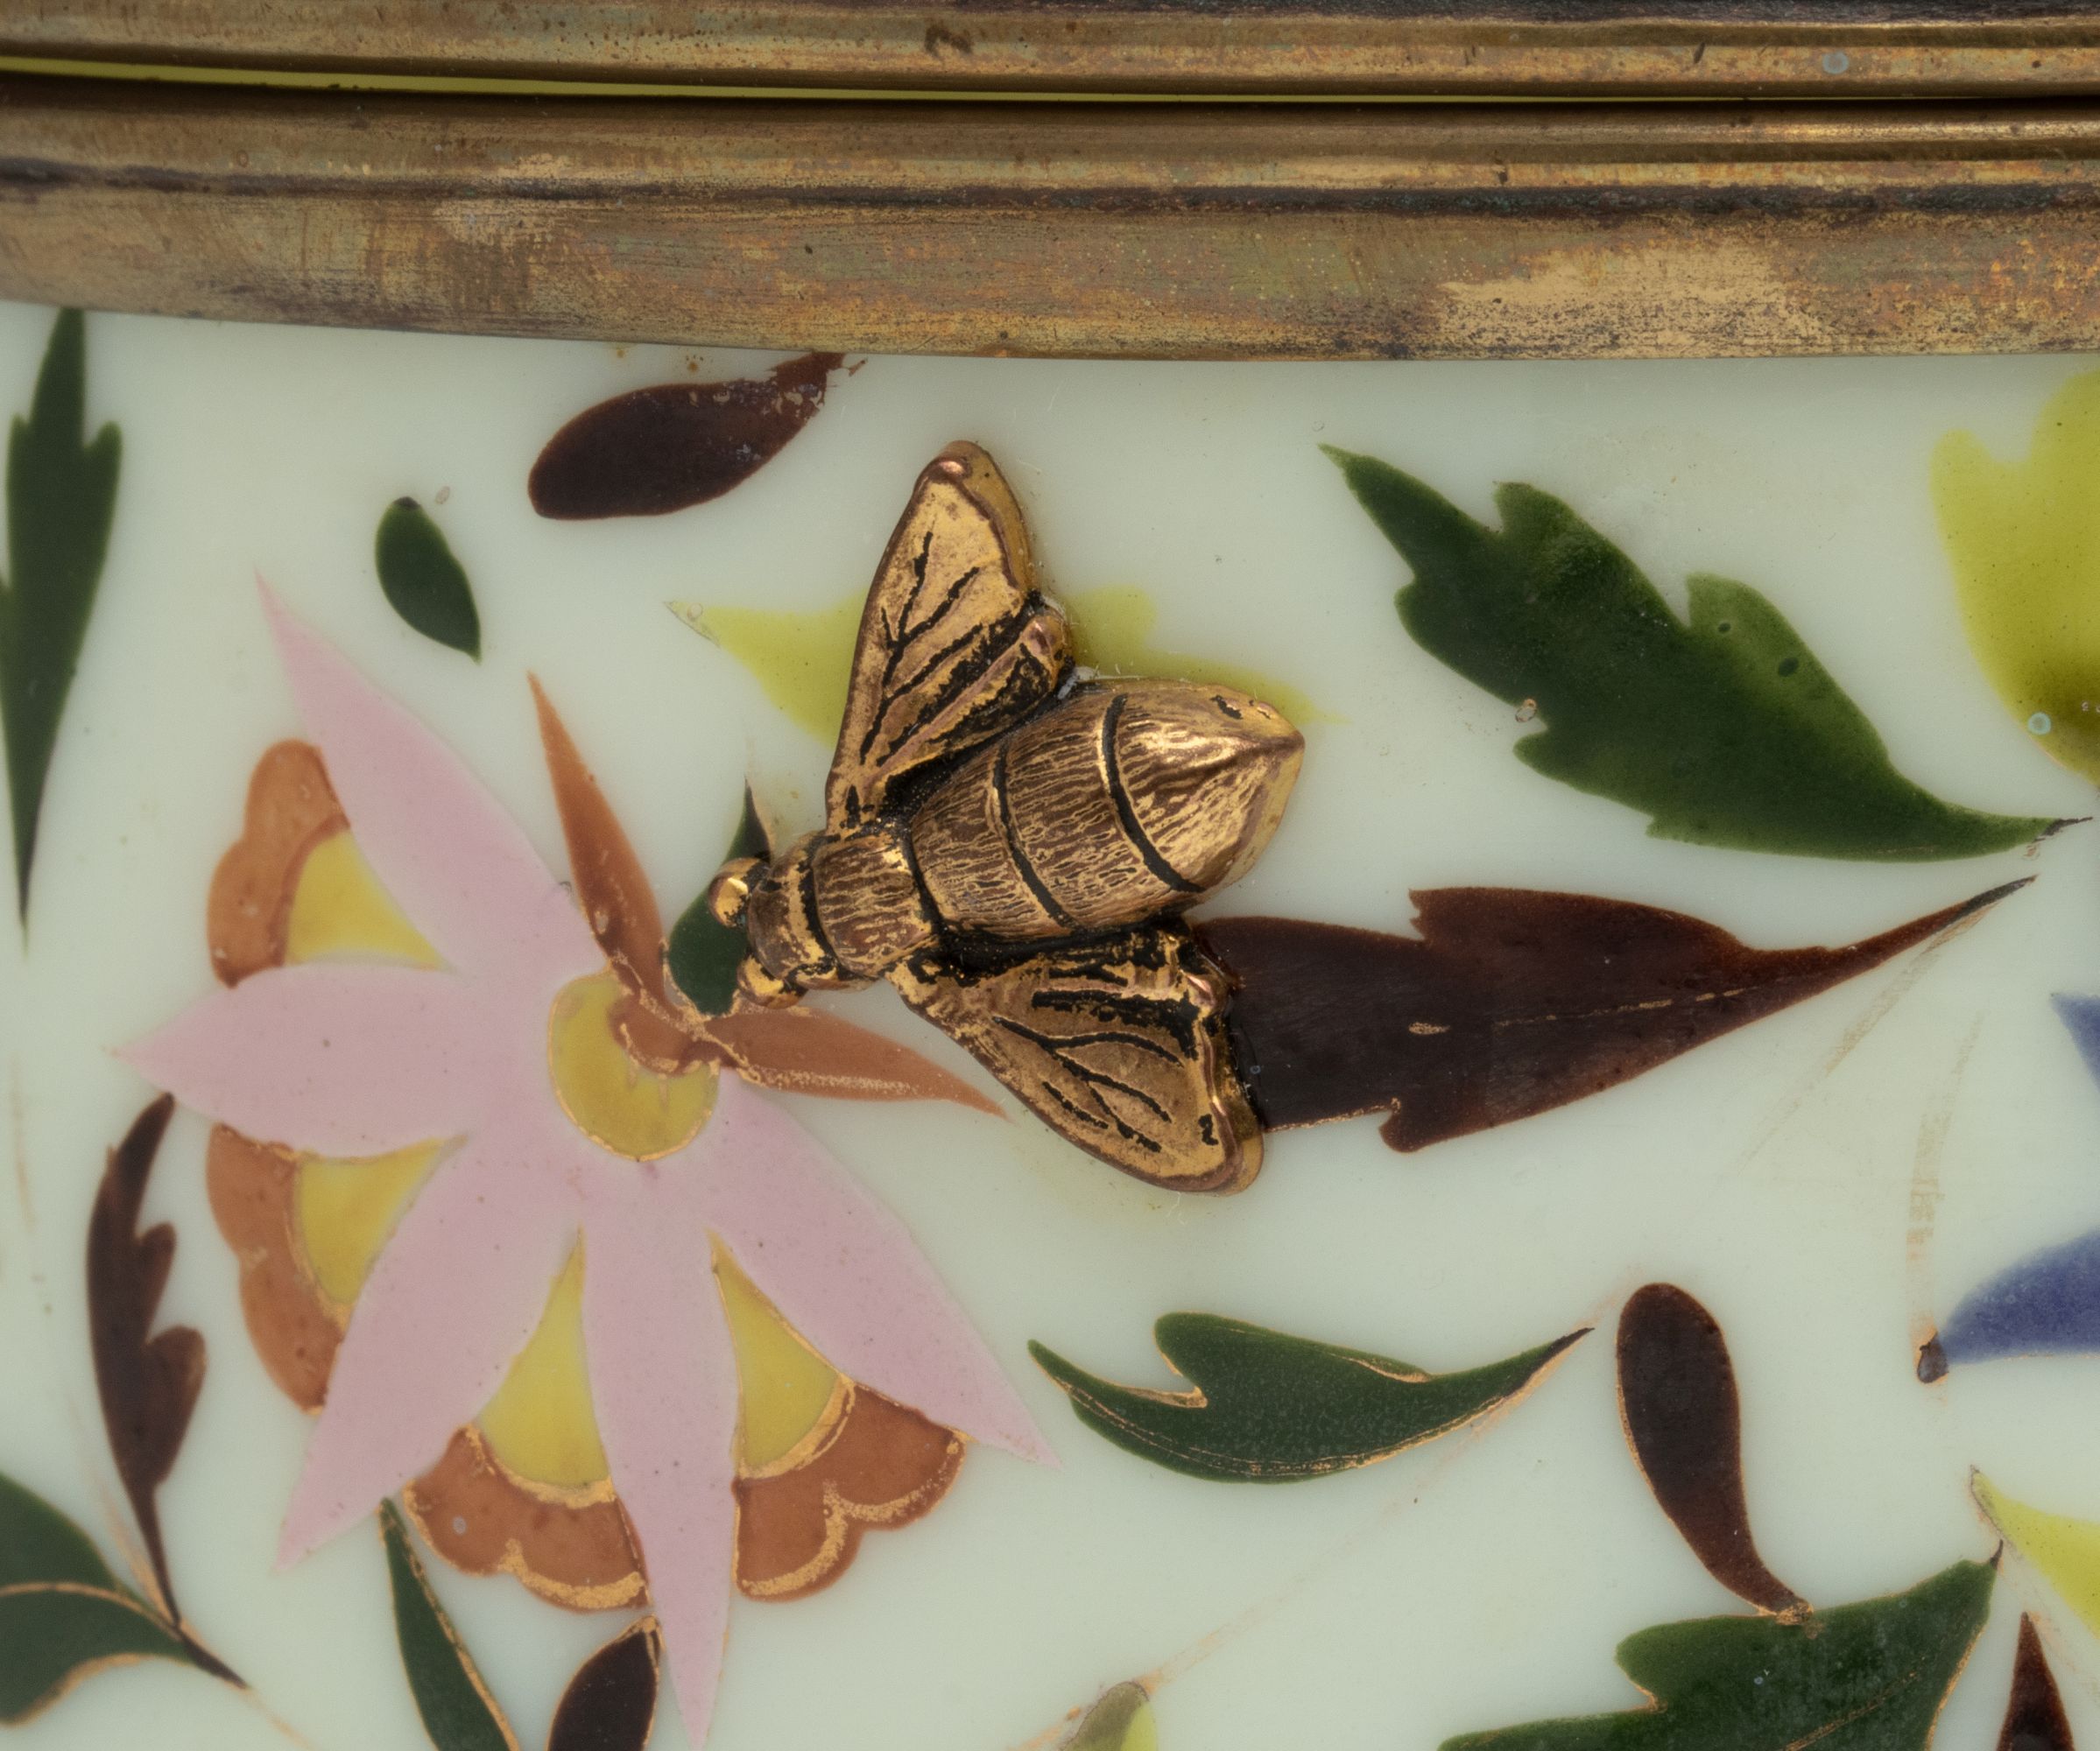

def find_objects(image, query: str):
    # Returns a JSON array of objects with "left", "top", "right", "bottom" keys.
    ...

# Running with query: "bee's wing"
[
  {"left": 826, "top": 443, "right": 1072, "bottom": 830},
  {"left": 890, "top": 925, "right": 1261, "bottom": 1193}
]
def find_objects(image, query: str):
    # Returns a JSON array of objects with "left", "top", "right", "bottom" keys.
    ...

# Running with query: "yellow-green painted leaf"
[
  {"left": 1975, "top": 1472, "right": 2100, "bottom": 1635},
  {"left": 673, "top": 584, "right": 1327, "bottom": 743},
  {"left": 1935, "top": 372, "right": 2100, "bottom": 783},
  {"left": 379, "top": 1501, "right": 518, "bottom": 1751},
  {"left": 0, "top": 1583, "right": 190, "bottom": 1723},
  {"left": 1067, "top": 1683, "right": 1159, "bottom": 1751},
  {"left": 1067, "top": 586, "right": 1329, "bottom": 724},
  {"left": 670, "top": 595, "right": 860, "bottom": 740}
]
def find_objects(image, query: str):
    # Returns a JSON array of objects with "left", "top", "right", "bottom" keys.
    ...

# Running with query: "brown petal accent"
[
  {"left": 88, "top": 1096, "right": 239, "bottom": 1680},
  {"left": 734, "top": 1385, "right": 963, "bottom": 1600},
  {"left": 1617, "top": 1283, "right": 1803, "bottom": 1618},
  {"left": 1998, "top": 1615, "right": 2075, "bottom": 1751},
  {"left": 206, "top": 739, "right": 345, "bottom": 985},
  {"left": 548, "top": 1619, "right": 660, "bottom": 1751},
  {"left": 403, "top": 1428, "right": 644, "bottom": 1614},
  {"left": 1203, "top": 881, "right": 2026, "bottom": 1151},
  {"left": 528, "top": 353, "right": 843, "bottom": 521},
  {"left": 204, "top": 1126, "right": 339, "bottom": 1410},
  {"left": 702, "top": 1007, "right": 1000, "bottom": 1115},
  {"left": 530, "top": 676, "right": 701, "bottom": 1070}
]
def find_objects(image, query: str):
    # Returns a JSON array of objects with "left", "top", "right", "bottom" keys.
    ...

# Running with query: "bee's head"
[{"left": 731, "top": 833, "right": 837, "bottom": 1000}]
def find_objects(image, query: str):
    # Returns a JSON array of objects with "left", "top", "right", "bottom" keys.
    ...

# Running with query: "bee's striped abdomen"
[{"left": 907, "top": 680, "right": 1301, "bottom": 947}]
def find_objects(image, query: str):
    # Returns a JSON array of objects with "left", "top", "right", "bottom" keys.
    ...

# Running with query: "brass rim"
[
  {"left": 5, "top": 76, "right": 2099, "bottom": 358},
  {"left": 10, "top": 6, "right": 2100, "bottom": 97}
]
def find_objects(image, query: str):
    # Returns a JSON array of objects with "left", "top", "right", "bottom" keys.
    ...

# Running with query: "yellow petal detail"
[
  {"left": 714, "top": 1246, "right": 843, "bottom": 1474},
  {"left": 1974, "top": 1472, "right": 2100, "bottom": 1634},
  {"left": 295, "top": 1142, "right": 441, "bottom": 1309},
  {"left": 478, "top": 1248, "right": 611, "bottom": 1489},
  {"left": 1934, "top": 372, "right": 2100, "bottom": 783},
  {"left": 671, "top": 595, "right": 863, "bottom": 742},
  {"left": 548, "top": 971, "right": 717, "bottom": 1161},
  {"left": 285, "top": 829, "right": 441, "bottom": 968}
]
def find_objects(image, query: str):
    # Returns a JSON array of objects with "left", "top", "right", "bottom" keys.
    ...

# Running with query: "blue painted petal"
[
  {"left": 2053, "top": 994, "right": 2100, "bottom": 1094},
  {"left": 1935, "top": 1224, "right": 2100, "bottom": 1369}
]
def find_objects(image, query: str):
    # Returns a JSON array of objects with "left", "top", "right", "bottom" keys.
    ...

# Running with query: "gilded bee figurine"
[{"left": 708, "top": 442, "right": 1303, "bottom": 1193}]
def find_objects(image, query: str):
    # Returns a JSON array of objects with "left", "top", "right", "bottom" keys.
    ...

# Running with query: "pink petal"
[
  {"left": 120, "top": 963, "right": 502, "bottom": 1157},
  {"left": 580, "top": 1169, "right": 738, "bottom": 1747},
  {"left": 278, "top": 1111, "right": 585, "bottom": 1561},
  {"left": 694, "top": 1077, "right": 1054, "bottom": 1465},
  {"left": 261, "top": 583, "right": 599, "bottom": 986}
]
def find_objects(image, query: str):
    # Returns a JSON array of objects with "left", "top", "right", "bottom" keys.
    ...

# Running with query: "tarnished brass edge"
[
  {"left": 11, "top": 5, "right": 2100, "bottom": 96},
  {"left": 4, "top": 76, "right": 2099, "bottom": 359}
]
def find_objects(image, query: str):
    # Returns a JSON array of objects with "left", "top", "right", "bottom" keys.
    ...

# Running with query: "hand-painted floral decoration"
[
  {"left": 1031, "top": 1313, "right": 1582, "bottom": 1481},
  {"left": 0, "top": 1101, "right": 240, "bottom": 1724},
  {"left": 1, "top": 307, "right": 122, "bottom": 923},
  {"left": 374, "top": 497, "right": 480, "bottom": 660},
  {"left": 1615, "top": 1284, "right": 1802, "bottom": 1618},
  {"left": 123, "top": 587, "right": 1052, "bottom": 1742},
  {"left": 529, "top": 352, "right": 845, "bottom": 520},
  {"left": 1934, "top": 369, "right": 2100, "bottom": 785},
  {"left": 1328, "top": 447, "right": 2063, "bottom": 861}
]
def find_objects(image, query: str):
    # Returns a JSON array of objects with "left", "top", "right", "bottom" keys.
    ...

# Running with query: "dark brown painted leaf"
[
  {"left": 1999, "top": 1615, "right": 2075, "bottom": 1751},
  {"left": 1202, "top": 881, "right": 2026, "bottom": 1151},
  {"left": 529, "top": 353, "right": 843, "bottom": 519},
  {"left": 1617, "top": 1283, "right": 1802, "bottom": 1617},
  {"left": 547, "top": 1619, "right": 659, "bottom": 1751},
  {"left": 85, "top": 1095, "right": 235, "bottom": 1679}
]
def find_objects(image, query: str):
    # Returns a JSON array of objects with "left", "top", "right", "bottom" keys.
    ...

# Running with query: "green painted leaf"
[
  {"left": 0, "top": 1472, "right": 120, "bottom": 1592},
  {"left": 379, "top": 1501, "right": 518, "bottom": 1751},
  {"left": 0, "top": 1582, "right": 190, "bottom": 1722},
  {"left": 1029, "top": 1314, "right": 1585, "bottom": 1482},
  {"left": 1441, "top": 1558, "right": 1994, "bottom": 1751},
  {"left": 1067, "top": 1682, "right": 1159, "bottom": 1750},
  {"left": 666, "top": 786, "right": 772, "bottom": 1016},
  {"left": 1328, "top": 449, "right": 2057, "bottom": 861},
  {"left": 376, "top": 498, "right": 480, "bottom": 659},
  {"left": 0, "top": 308, "right": 122, "bottom": 920}
]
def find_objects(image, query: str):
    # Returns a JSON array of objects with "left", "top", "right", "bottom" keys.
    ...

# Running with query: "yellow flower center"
[{"left": 546, "top": 970, "right": 716, "bottom": 1160}]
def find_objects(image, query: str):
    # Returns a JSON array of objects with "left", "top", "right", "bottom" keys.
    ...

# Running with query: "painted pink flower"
[{"left": 124, "top": 587, "right": 1051, "bottom": 1740}]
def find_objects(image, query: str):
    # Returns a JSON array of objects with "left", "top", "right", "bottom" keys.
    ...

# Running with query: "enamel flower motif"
[{"left": 124, "top": 589, "right": 1051, "bottom": 1740}]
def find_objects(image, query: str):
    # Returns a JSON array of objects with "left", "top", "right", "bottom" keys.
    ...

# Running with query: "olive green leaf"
[
  {"left": 378, "top": 1501, "right": 518, "bottom": 1751},
  {"left": 1440, "top": 1558, "right": 1993, "bottom": 1750},
  {"left": 0, "top": 1471, "right": 189, "bottom": 1723},
  {"left": 1028, "top": 1314, "right": 1585, "bottom": 1482},
  {"left": 0, "top": 1471, "right": 121, "bottom": 1593},
  {"left": 0, "top": 1584, "right": 192, "bottom": 1723},
  {"left": 1066, "top": 1682, "right": 1159, "bottom": 1750},
  {"left": 666, "top": 786, "right": 771, "bottom": 1016},
  {"left": 1328, "top": 449, "right": 2060, "bottom": 861},
  {"left": 376, "top": 498, "right": 480, "bottom": 660},
  {"left": 1934, "top": 370, "right": 2100, "bottom": 784},
  {"left": 0, "top": 308, "right": 123, "bottom": 922}
]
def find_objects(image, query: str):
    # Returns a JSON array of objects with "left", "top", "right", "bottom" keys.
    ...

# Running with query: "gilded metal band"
[
  {"left": 5, "top": 74, "right": 2100, "bottom": 358},
  {"left": 8, "top": 4, "right": 2100, "bottom": 95}
]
